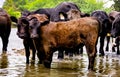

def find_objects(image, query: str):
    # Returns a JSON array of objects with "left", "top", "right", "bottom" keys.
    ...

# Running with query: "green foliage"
[
  {"left": 113, "top": 0, "right": 120, "bottom": 11},
  {"left": 3, "top": 0, "right": 21, "bottom": 18},
  {"left": 3, "top": 0, "right": 113, "bottom": 18}
]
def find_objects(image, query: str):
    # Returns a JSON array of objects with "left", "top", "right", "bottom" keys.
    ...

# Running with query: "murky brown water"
[{"left": 0, "top": 28, "right": 120, "bottom": 77}]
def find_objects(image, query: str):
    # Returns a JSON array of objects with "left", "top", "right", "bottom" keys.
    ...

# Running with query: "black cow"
[
  {"left": 111, "top": 13, "right": 120, "bottom": 54},
  {"left": 91, "top": 10, "right": 112, "bottom": 56},
  {"left": 108, "top": 11, "right": 120, "bottom": 54},
  {"left": 0, "top": 8, "right": 11, "bottom": 53},
  {"left": 10, "top": 15, "right": 37, "bottom": 64}
]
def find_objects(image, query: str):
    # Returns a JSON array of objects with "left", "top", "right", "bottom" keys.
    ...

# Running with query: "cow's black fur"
[{"left": 91, "top": 10, "right": 112, "bottom": 56}]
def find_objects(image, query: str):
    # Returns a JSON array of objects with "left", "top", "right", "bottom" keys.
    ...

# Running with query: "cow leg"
[
  {"left": 75, "top": 44, "right": 84, "bottom": 55},
  {"left": 69, "top": 49, "right": 73, "bottom": 58},
  {"left": 86, "top": 44, "right": 97, "bottom": 71},
  {"left": 31, "top": 49, "right": 36, "bottom": 64},
  {"left": 58, "top": 48, "right": 64, "bottom": 60},
  {"left": 105, "top": 36, "right": 110, "bottom": 51},
  {"left": 65, "top": 49, "right": 69, "bottom": 56},
  {"left": 43, "top": 44, "right": 54, "bottom": 68},
  {"left": 116, "top": 37, "right": 120, "bottom": 54},
  {"left": 64, "top": 48, "right": 73, "bottom": 58},
  {"left": 23, "top": 40, "right": 30, "bottom": 64},
  {"left": 116, "top": 43, "right": 119, "bottom": 55},
  {"left": 112, "top": 38, "right": 116, "bottom": 52},
  {"left": 32, "top": 39, "right": 44, "bottom": 64},
  {"left": 44, "top": 53, "right": 53, "bottom": 68},
  {"left": 44, "top": 50, "right": 53, "bottom": 68},
  {"left": 35, "top": 46, "right": 44, "bottom": 64},
  {"left": 112, "top": 45, "right": 116, "bottom": 52},
  {"left": 79, "top": 47, "right": 83, "bottom": 54},
  {"left": 1, "top": 35, "right": 9, "bottom": 53},
  {"left": 30, "top": 41, "right": 36, "bottom": 64},
  {"left": 99, "top": 36, "right": 105, "bottom": 56},
  {"left": 88, "top": 54, "right": 96, "bottom": 71}
]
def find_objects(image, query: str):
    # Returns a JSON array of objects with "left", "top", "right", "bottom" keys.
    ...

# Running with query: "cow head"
[
  {"left": 10, "top": 16, "right": 29, "bottom": 39},
  {"left": 27, "top": 14, "right": 49, "bottom": 38},
  {"left": 17, "top": 17, "right": 30, "bottom": 39},
  {"left": 66, "top": 9, "right": 81, "bottom": 20},
  {"left": 91, "top": 10, "right": 112, "bottom": 34},
  {"left": 109, "top": 11, "right": 120, "bottom": 23},
  {"left": 54, "top": 2, "right": 81, "bottom": 21},
  {"left": 111, "top": 14, "right": 120, "bottom": 37}
]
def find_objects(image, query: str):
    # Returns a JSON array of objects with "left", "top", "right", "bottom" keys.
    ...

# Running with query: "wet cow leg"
[
  {"left": 105, "top": 36, "right": 110, "bottom": 51},
  {"left": 1, "top": 35, "right": 9, "bottom": 53},
  {"left": 44, "top": 51, "right": 53, "bottom": 68},
  {"left": 116, "top": 37, "right": 120, "bottom": 54},
  {"left": 86, "top": 43, "right": 97, "bottom": 70},
  {"left": 58, "top": 48, "right": 64, "bottom": 59},
  {"left": 23, "top": 39, "right": 30, "bottom": 64},
  {"left": 30, "top": 41, "right": 36, "bottom": 64},
  {"left": 99, "top": 35, "right": 105, "bottom": 56}
]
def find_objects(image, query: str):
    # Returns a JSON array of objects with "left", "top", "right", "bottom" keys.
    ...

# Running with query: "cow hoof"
[
  {"left": 105, "top": 48, "right": 108, "bottom": 51},
  {"left": 117, "top": 52, "right": 120, "bottom": 55},
  {"left": 31, "top": 60, "right": 35, "bottom": 64},
  {"left": 2, "top": 50, "right": 7, "bottom": 54},
  {"left": 99, "top": 53, "right": 105, "bottom": 56},
  {"left": 88, "top": 67, "right": 95, "bottom": 71},
  {"left": 26, "top": 61, "right": 29, "bottom": 64},
  {"left": 112, "top": 47, "right": 116, "bottom": 52},
  {"left": 99, "top": 51, "right": 105, "bottom": 56},
  {"left": 44, "top": 61, "right": 51, "bottom": 68},
  {"left": 38, "top": 60, "right": 43, "bottom": 64}
]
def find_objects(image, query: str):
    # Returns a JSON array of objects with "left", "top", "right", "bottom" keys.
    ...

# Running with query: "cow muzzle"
[
  {"left": 30, "top": 34, "right": 39, "bottom": 39},
  {"left": 17, "top": 32, "right": 27, "bottom": 39}
]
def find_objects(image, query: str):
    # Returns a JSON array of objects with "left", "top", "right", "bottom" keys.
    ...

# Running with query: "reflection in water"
[
  {"left": 0, "top": 53, "right": 9, "bottom": 77},
  {"left": 23, "top": 64, "right": 80, "bottom": 77},
  {"left": 1, "top": 50, "right": 120, "bottom": 76},
  {"left": 0, "top": 53, "right": 8, "bottom": 68},
  {"left": 14, "top": 53, "right": 120, "bottom": 77},
  {"left": 94, "top": 53, "right": 120, "bottom": 77}
]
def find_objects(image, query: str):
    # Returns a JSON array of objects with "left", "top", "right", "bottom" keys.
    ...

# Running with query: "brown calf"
[{"left": 25, "top": 14, "right": 100, "bottom": 70}]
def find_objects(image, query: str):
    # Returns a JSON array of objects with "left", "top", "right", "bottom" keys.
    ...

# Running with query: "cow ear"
[
  {"left": 41, "top": 20, "right": 50, "bottom": 26},
  {"left": 22, "top": 19, "right": 29, "bottom": 25},
  {"left": 109, "top": 16, "right": 115, "bottom": 21},
  {"left": 10, "top": 16, "right": 18, "bottom": 23}
]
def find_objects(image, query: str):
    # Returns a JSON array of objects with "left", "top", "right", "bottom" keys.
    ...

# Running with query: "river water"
[{"left": 0, "top": 28, "right": 120, "bottom": 77}]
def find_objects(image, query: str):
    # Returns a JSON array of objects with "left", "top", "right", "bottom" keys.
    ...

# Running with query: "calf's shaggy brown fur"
[{"left": 26, "top": 14, "right": 100, "bottom": 70}]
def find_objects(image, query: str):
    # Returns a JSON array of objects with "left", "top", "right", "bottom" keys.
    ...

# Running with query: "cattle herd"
[{"left": 0, "top": 2, "right": 120, "bottom": 71}]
